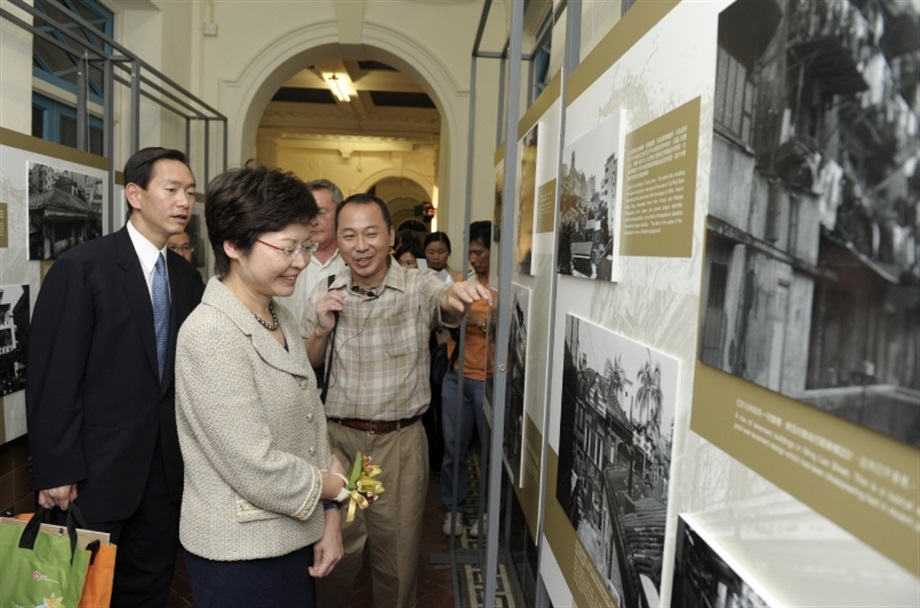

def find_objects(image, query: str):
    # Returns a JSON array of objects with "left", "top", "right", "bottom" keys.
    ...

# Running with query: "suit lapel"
[
  {"left": 204, "top": 278, "right": 311, "bottom": 379},
  {"left": 115, "top": 228, "right": 160, "bottom": 382},
  {"left": 251, "top": 318, "right": 312, "bottom": 378}
]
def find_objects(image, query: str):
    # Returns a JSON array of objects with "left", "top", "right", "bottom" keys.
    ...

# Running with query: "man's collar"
[
  {"left": 330, "top": 262, "right": 408, "bottom": 294},
  {"left": 311, "top": 244, "right": 339, "bottom": 265}
]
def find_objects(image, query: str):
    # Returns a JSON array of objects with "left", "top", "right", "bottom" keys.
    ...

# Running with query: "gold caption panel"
[
  {"left": 0, "top": 202, "right": 8, "bottom": 248},
  {"left": 536, "top": 179, "right": 556, "bottom": 235},
  {"left": 620, "top": 97, "right": 700, "bottom": 258},
  {"left": 692, "top": 362, "right": 920, "bottom": 575},
  {"left": 544, "top": 449, "right": 619, "bottom": 607}
]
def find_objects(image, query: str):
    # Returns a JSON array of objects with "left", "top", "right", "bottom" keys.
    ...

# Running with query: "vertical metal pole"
[
  {"left": 76, "top": 51, "right": 89, "bottom": 151},
  {"left": 447, "top": 51, "right": 478, "bottom": 600},
  {"left": 185, "top": 117, "right": 192, "bottom": 168},
  {"left": 435, "top": 1, "right": 492, "bottom": 598},
  {"left": 203, "top": 117, "right": 211, "bottom": 189},
  {"left": 484, "top": 0, "right": 523, "bottom": 606},
  {"left": 496, "top": 56, "right": 507, "bottom": 149},
  {"left": 104, "top": 57, "right": 115, "bottom": 233},
  {"left": 130, "top": 59, "right": 141, "bottom": 154},
  {"left": 534, "top": 1, "right": 581, "bottom": 606},
  {"left": 526, "top": 51, "right": 535, "bottom": 107}
]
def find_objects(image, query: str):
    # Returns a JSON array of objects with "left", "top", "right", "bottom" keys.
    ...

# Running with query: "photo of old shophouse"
[
  {"left": 28, "top": 163, "right": 103, "bottom": 260},
  {"left": 700, "top": 0, "right": 920, "bottom": 445},
  {"left": 557, "top": 314, "right": 676, "bottom": 608}
]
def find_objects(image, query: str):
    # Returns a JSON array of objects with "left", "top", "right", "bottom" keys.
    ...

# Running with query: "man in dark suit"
[{"left": 26, "top": 147, "right": 205, "bottom": 607}]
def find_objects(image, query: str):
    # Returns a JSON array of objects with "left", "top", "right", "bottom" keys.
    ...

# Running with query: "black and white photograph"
[
  {"left": 557, "top": 112, "right": 623, "bottom": 282},
  {"left": 516, "top": 124, "right": 538, "bottom": 275},
  {"left": 0, "top": 284, "right": 30, "bottom": 397},
  {"left": 555, "top": 314, "right": 678, "bottom": 608},
  {"left": 671, "top": 515, "right": 777, "bottom": 608},
  {"left": 503, "top": 283, "right": 529, "bottom": 486},
  {"left": 28, "top": 162, "right": 103, "bottom": 260},
  {"left": 700, "top": 0, "right": 920, "bottom": 446}
]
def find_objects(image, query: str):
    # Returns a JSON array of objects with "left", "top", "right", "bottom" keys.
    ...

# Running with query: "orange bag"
[
  {"left": 78, "top": 540, "right": 116, "bottom": 608},
  {"left": 13, "top": 506, "right": 117, "bottom": 608}
]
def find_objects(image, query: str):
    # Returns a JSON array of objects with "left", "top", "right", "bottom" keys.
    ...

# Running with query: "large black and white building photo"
[
  {"left": 699, "top": 0, "right": 920, "bottom": 446},
  {"left": 28, "top": 162, "right": 103, "bottom": 260},
  {"left": 556, "top": 314, "right": 679, "bottom": 608}
]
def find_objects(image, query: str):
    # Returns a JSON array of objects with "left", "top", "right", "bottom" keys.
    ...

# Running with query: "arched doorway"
[
  {"left": 217, "top": 21, "right": 470, "bottom": 238},
  {"left": 371, "top": 176, "right": 430, "bottom": 228}
]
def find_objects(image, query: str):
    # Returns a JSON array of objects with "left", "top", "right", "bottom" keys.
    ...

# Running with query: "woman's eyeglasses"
[{"left": 255, "top": 238, "right": 311, "bottom": 258}]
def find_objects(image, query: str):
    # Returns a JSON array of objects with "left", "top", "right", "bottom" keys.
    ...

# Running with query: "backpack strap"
[{"left": 320, "top": 274, "right": 338, "bottom": 403}]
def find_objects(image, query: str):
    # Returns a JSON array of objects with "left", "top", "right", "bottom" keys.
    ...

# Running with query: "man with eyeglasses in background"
[
  {"left": 276, "top": 178, "right": 347, "bottom": 328},
  {"left": 166, "top": 230, "right": 195, "bottom": 264}
]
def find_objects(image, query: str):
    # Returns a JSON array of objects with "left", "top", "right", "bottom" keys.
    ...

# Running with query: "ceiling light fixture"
[{"left": 326, "top": 74, "right": 351, "bottom": 102}]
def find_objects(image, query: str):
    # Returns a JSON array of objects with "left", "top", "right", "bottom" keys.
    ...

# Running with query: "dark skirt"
[{"left": 184, "top": 544, "right": 315, "bottom": 608}]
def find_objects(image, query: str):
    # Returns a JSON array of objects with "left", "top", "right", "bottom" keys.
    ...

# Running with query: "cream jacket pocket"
[{"left": 234, "top": 498, "right": 281, "bottom": 523}]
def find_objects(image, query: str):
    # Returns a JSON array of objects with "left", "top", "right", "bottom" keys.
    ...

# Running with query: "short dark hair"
[
  {"left": 205, "top": 161, "right": 317, "bottom": 277},
  {"left": 395, "top": 242, "right": 424, "bottom": 261},
  {"left": 305, "top": 179, "right": 344, "bottom": 205},
  {"left": 423, "top": 231, "right": 452, "bottom": 253},
  {"left": 123, "top": 147, "right": 191, "bottom": 215},
  {"left": 469, "top": 221, "right": 492, "bottom": 249},
  {"left": 336, "top": 193, "right": 392, "bottom": 231},
  {"left": 397, "top": 229, "right": 421, "bottom": 249}
]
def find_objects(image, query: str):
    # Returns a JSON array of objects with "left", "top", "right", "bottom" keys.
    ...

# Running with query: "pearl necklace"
[{"left": 253, "top": 301, "right": 280, "bottom": 331}]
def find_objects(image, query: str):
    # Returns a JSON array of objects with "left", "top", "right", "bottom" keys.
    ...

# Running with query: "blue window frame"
[
  {"left": 33, "top": 94, "right": 104, "bottom": 155},
  {"left": 32, "top": 0, "right": 113, "bottom": 105},
  {"left": 31, "top": 0, "right": 112, "bottom": 152}
]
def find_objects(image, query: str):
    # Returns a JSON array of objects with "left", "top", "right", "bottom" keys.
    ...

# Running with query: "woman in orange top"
[{"left": 440, "top": 220, "right": 494, "bottom": 536}]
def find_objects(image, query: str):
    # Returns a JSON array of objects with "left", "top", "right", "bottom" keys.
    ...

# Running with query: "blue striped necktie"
[{"left": 152, "top": 253, "right": 170, "bottom": 381}]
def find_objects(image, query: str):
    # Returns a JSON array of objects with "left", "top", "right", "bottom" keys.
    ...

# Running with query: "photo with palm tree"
[{"left": 555, "top": 313, "right": 679, "bottom": 608}]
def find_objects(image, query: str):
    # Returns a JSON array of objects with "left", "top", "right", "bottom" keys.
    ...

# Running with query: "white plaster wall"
[
  {"left": 0, "top": 1, "right": 33, "bottom": 133},
  {"left": 274, "top": 145, "right": 436, "bottom": 201},
  {"left": 184, "top": 0, "right": 501, "bottom": 246}
]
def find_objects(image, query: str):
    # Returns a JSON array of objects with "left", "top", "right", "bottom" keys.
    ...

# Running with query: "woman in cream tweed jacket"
[{"left": 175, "top": 163, "right": 347, "bottom": 607}]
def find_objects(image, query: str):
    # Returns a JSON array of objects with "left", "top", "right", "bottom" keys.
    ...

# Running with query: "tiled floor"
[{"left": 167, "top": 476, "right": 456, "bottom": 608}]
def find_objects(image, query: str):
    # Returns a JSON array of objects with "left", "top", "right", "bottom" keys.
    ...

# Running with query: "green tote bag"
[{"left": 0, "top": 507, "right": 92, "bottom": 608}]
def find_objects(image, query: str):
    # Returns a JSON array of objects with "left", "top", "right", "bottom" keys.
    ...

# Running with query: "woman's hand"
[
  {"left": 309, "top": 508, "right": 343, "bottom": 578},
  {"left": 330, "top": 453, "right": 347, "bottom": 478}
]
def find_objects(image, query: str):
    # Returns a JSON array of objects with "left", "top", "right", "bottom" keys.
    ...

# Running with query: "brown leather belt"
[{"left": 328, "top": 414, "right": 422, "bottom": 434}]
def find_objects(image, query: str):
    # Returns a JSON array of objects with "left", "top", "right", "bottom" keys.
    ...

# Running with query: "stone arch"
[
  {"left": 217, "top": 20, "right": 468, "bottom": 235},
  {"left": 356, "top": 168, "right": 433, "bottom": 199}
]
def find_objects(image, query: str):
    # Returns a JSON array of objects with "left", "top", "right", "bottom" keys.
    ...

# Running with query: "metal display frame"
[
  {"left": 439, "top": 2, "right": 586, "bottom": 607},
  {"left": 0, "top": 0, "right": 227, "bottom": 230}
]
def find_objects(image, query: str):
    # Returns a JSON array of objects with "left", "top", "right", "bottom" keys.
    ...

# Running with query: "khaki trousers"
[{"left": 316, "top": 419, "right": 429, "bottom": 608}]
